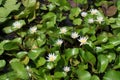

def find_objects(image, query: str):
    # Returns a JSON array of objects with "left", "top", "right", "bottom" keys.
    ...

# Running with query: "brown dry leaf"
[
  {"left": 68, "top": 0, "right": 78, "bottom": 7},
  {"left": 106, "top": 5, "right": 117, "bottom": 16}
]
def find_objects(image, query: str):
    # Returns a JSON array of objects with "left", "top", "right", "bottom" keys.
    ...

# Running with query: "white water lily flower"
[
  {"left": 29, "top": 26, "right": 37, "bottom": 34},
  {"left": 96, "top": 16, "right": 104, "bottom": 24},
  {"left": 88, "top": 18, "right": 94, "bottom": 23},
  {"left": 71, "top": 32, "right": 79, "bottom": 39},
  {"left": 26, "top": 66, "right": 32, "bottom": 77},
  {"left": 28, "top": 73, "right": 32, "bottom": 77},
  {"left": 63, "top": 66, "right": 70, "bottom": 72},
  {"left": 90, "top": 9, "right": 98, "bottom": 15},
  {"left": 60, "top": 27, "right": 67, "bottom": 34},
  {"left": 78, "top": 36, "right": 88, "bottom": 46},
  {"left": 47, "top": 53, "right": 57, "bottom": 62},
  {"left": 56, "top": 39, "right": 63, "bottom": 46},
  {"left": 26, "top": 66, "right": 30, "bottom": 70},
  {"left": 81, "top": 12, "right": 87, "bottom": 17},
  {"left": 13, "top": 21, "right": 22, "bottom": 28}
]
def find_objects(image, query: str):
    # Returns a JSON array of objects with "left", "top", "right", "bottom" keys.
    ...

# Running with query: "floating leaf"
[
  {"left": 0, "top": 0, "right": 20, "bottom": 23},
  {"left": 90, "top": 75, "right": 100, "bottom": 80},
  {"left": 73, "top": 18, "right": 82, "bottom": 25},
  {"left": 65, "top": 48, "right": 79, "bottom": 60},
  {"left": 97, "top": 55, "right": 109, "bottom": 73},
  {"left": 3, "top": 20, "right": 26, "bottom": 34},
  {"left": 22, "top": 0, "right": 36, "bottom": 8},
  {"left": 103, "top": 70, "right": 120, "bottom": 80},
  {"left": 73, "top": 0, "right": 87, "bottom": 4},
  {"left": 4, "top": 0, "right": 20, "bottom": 12},
  {"left": 96, "top": 46, "right": 104, "bottom": 53},
  {"left": 0, "top": 7, "right": 9, "bottom": 18},
  {"left": 47, "top": 4, "right": 56, "bottom": 11},
  {"left": 69, "top": 7, "right": 81, "bottom": 20},
  {"left": 21, "top": 56, "right": 29, "bottom": 65},
  {"left": 28, "top": 48, "right": 46, "bottom": 61},
  {"left": 17, "top": 51, "right": 28, "bottom": 59},
  {"left": 0, "top": 0, "right": 2, "bottom": 5},
  {"left": 0, "top": 71, "right": 17, "bottom": 80},
  {"left": 102, "top": 44, "right": 114, "bottom": 50},
  {"left": 10, "top": 59, "right": 29, "bottom": 79},
  {"left": 76, "top": 70, "right": 91, "bottom": 80},
  {"left": 0, "top": 40, "right": 9, "bottom": 55},
  {"left": 113, "top": 56, "right": 120, "bottom": 69},
  {"left": 44, "top": 75, "right": 52, "bottom": 80},
  {"left": 0, "top": 60, "right": 6, "bottom": 69},
  {"left": 3, "top": 42, "right": 19, "bottom": 50},
  {"left": 35, "top": 57, "right": 46, "bottom": 68},
  {"left": 84, "top": 51, "right": 96, "bottom": 65},
  {"left": 106, "top": 52, "right": 116, "bottom": 63},
  {"left": 116, "top": 46, "right": 120, "bottom": 52},
  {"left": 94, "top": 32, "right": 108, "bottom": 45},
  {"left": 109, "top": 38, "right": 120, "bottom": 46},
  {"left": 117, "top": 0, "right": 120, "bottom": 11},
  {"left": 46, "top": 62, "right": 54, "bottom": 70},
  {"left": 54, "top": 72, "right": 66, "bottom": 78},
  {"left": 36, "top": 34, "right": 46, "bottom": 47}
]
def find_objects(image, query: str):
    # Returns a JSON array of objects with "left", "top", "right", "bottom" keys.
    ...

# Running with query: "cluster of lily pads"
[{"left": 0, "top": 0, "right": 120, "bottom": 80}]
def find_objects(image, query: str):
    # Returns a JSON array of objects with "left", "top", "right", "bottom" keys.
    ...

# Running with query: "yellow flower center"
[
  {"left": 49, "top": 56, "right": 55, "bottom": 61},
  {"left": 80, "top": 39, "right": 87, "bottom": 43}
]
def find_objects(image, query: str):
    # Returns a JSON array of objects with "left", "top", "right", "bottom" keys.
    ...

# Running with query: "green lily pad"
[
  {"left": 10, "top": 59, "right": 28, "bottom": 79},
  {"left": 0, "top": 60, "right": 6, "bottom": 69},
  {"left": 90, "top": 75, "right": 100, "bottom": 80},
  {"left": 0, "top": 40, "right": 9, "bottom": 55},
  {"left": 97, "top": 55, "right": 109, "bottom": 73},
  {"left": 65, "top": 48, "right": 79, "bottom": 60},
  {"left": 28, "top": 48, "right": 46, "bottom": 61},
  {"left": 76, "top": 70, "right": 91, "bottom": 80},
  {"left": 35, "top": 57, "right": 46, "bottom": 68},
  {"left": 3, "top": 42, "right": 19, "bottom": 50},
  {"left": 17, "top": 51, "right": 28, "bottom": 59},
  {"left": 54, "top": 72, "right": 66, "bottom": 78},
  {"left": 106, "top": 52, "right": 116, "bottom": 63},
  {"left": 69, "top": 7, "right": 81, "bottom": 20},
  {"left": 113, "top": 56, "right": 120, "bottom": 69},
  {"left": 73, "top": 18, "right": 82, "bottom": 25},
  {"left": 94, "top": 32, "right": 108, "bottom": 45},
  {"left": 103, "top": 70, "right": 120, "bottom": 80}
]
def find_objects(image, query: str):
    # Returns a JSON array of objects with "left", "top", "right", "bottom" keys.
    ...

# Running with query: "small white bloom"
[
  {"left": 88, "top": 18, "right": 94, "bottom": 23},
  {"left": 29, "top": 26, "right": 37, "bottom": 34},
  {"left": 96, "top": 16, "right": 104, "bottom": 24},
  {"left": 47, "top": 53, "right": 57, "bottom": 62},
  {"left": 13, "top": 21, "right": 21, "bottom": 28},
  {"left": 28, "top": 73, "right": 32, "bottom": 77},
  {"left": 60, "top": 27, "right": 67, "bottom": 34},
  {"left": 6, "top": 79, "right": 9, "bottom": 80},
  {"left": 78, "top": 36, "right": 88, "bottom": 46},
  {"left": 81, "top": 12, "right": 87, "bottom": 17},
  {"left": 90, "top": 9, "right": 98, "bottom": 15},
  {"left": 71, "top": 32, "right": 79, "bottom": 39},
  {"left": 63, "top": 66, "right": 70, "bottom": 72},
  {"left": 26, "top": 66, "right": 32, "bottom": 77},
  {"left": 56, "top": 39, "right": 63, "bottom": 46},
  {"left": 26, "top": 66, "right": 30, "bottom": 70}
]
